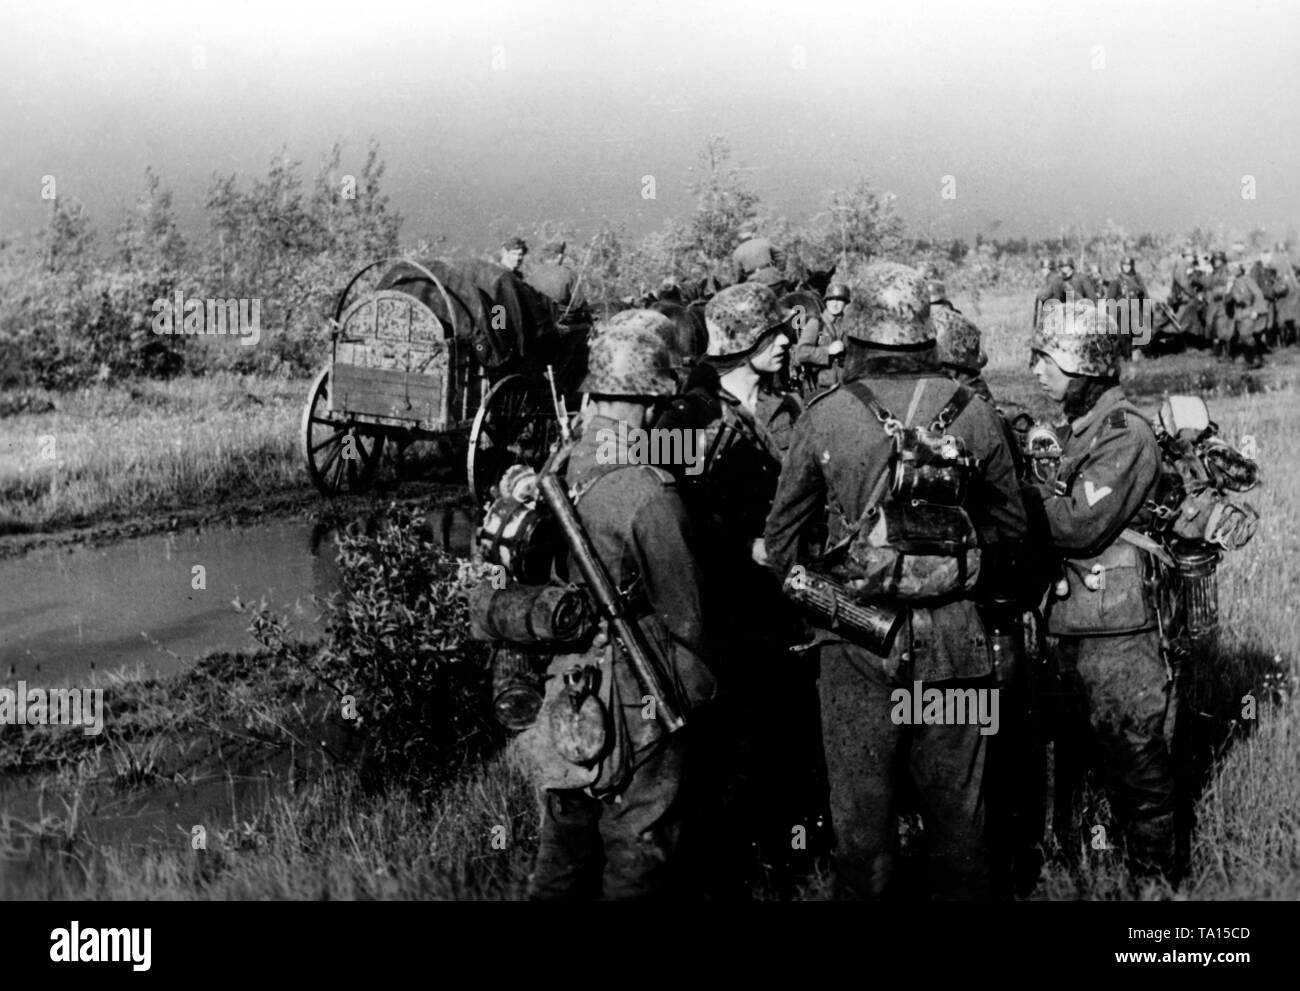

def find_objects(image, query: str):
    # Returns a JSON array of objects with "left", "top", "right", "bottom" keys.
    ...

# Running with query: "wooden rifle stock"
[{"left": 537, "top": 472, "right": 686, "bottom": 732}]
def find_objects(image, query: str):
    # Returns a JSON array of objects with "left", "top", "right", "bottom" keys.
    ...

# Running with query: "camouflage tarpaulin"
[{"left": 377, "top": 257, "right": 561, "bottom": 371}]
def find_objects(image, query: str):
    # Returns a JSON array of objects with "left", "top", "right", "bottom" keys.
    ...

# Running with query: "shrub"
[{"left": 314, "top": 506, "right": 499, "bottom": 792}]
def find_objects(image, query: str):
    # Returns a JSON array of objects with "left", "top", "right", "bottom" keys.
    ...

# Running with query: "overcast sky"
[{"left": 2, "top": 0, "right": 1297, "bottom": 252}]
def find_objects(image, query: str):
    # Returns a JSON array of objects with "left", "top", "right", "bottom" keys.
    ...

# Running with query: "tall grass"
[{"left": 0, "top": 374, "right": 304, "bottom": 529}]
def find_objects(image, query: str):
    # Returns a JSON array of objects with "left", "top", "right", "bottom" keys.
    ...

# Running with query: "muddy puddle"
[{"left": 0, "top": 508, "right": 476, "bottom": 685}]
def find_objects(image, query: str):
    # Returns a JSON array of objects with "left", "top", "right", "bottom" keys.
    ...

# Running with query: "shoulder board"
[
  {"left": 1106, "top": 409, "right": 1128, "bottom": 430},
  {"left": 805, "top": 383, "right": 841, "bottom": 408}
]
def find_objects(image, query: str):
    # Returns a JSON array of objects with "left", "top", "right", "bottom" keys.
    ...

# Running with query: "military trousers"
[
  {"left": 817, "top": 640, "right": 992, "bottom": 900},
  {"left": 1051, "top": 629, "right": 1178, "bottom": 878},
  {"left": 527, "top": 731, "right": 688, "bottom": 901}
]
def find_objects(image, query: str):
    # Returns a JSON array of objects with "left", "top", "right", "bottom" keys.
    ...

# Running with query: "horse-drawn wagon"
[{"left": 300, "top": 257, "right": 583, "bottom": 503}]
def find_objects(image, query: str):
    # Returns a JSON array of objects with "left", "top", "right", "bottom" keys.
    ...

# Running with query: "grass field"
[
  {"left": 0, "top": 374, "right": 305, "bottom": 532},
  {"left": 1, "top": 292, "right": 1297, "bottom": 900}
]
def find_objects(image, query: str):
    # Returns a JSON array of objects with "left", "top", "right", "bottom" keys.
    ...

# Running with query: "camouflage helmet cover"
[
  {"left": 580, "top": 310, "right": 680, "bottom": 397},
  {"left": 931, "top": 306, "right": 987, "bottom": 372},
  {"left": 704, "top": 283, "right": 784, "bottom": 356},
  {"left": 840, "top": 261, "right": 935, "bottom": 346},
  {"left": 1030, "top": 299, "right": 1122, "bottom": 378},
  {"left": 825, "top": 282, "right": 852, "bottom": 303}
]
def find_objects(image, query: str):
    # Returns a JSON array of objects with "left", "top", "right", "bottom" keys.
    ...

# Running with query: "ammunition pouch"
[
  {"left": 978, "top": 599, "right": 1026, "bottom": 687},
  {"left": 1046, "top": 537, "right": 1156, "bottom": 637}
]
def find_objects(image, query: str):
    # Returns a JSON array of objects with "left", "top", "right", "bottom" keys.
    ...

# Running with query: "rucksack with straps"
[{"left": 825, "top": 379, "right": 983, "bottom": 603}]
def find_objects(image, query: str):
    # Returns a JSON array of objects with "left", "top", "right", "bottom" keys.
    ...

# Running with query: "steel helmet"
[
  {"left": 580, "top": 310, "right": 681, "bottom": 397},
  {"left": 931, "top": 306, "right": 987, "bottom": 372},
  {"left": 1029, "top": 299, "right": 1122, "bottom": 378},
  {"left": 825, "top": 282, "right": 852, "bottom": 303},
  {"left": 927, "top": 279, "right": 948, "bottom": 303},
  {"left": 841, "top": 261, "right": 935, "bottom": 346},
  {"left": 704, "top": 283, "right": 786, "bottom": 357},
  {"left": 1058, "top": 255, "right": 1076, "bottom": 271}
]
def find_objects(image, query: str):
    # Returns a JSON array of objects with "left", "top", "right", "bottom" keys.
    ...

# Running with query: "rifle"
[{"left": 537, "top": 471, "right": 687, "bottom": 732}]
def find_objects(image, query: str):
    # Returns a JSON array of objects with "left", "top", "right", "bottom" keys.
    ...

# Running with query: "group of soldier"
[
  {"left": 518, "top": 237, "right": 1188, "bottom": 901},
  {"left": 1033, "top": 244, "right": 1300, "bottom": 369}
]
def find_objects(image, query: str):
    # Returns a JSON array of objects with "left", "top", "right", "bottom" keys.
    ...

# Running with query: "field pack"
[
  {"left": 1143, "top": 395, "right": 1260, "bottom": 640},
  {"left": 825, "top": 379, "right": 982, "bottom": 603}
]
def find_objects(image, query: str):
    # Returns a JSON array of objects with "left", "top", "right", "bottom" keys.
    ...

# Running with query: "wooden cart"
[{"left": 300, "top": 258, "right": 569, "bottom": 503}]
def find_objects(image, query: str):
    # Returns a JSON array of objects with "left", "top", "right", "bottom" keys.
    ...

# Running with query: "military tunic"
[
  {"left": 1035, "top": 273, "right": 1099, "bottom": 326},
  {"left": 527, "top": 415, "right": 715, "bottom": 900},
  {"left": 794, "top": 311, "right": 848, "bottom": 392},
  {"left": 764, "top": 346, "right": 1028, "bottom": 899},
  {"left": 731, "top": 236, "right": 787, "bottom": 288},
  {"left": 1272, "top": 250, "right": 1300, "bottom": 336},
  {"left": 528, "top": 261, "right": 581, "bottom": 310},
  {"left": 655, "top": 373, "right": 818, "bottom": 894},
  {"left": 1167, "top": 260, "right": 1206, "bottom": 343},
  {"left": 1034, "top": 385, "right": 1178, "bottom": 878}
]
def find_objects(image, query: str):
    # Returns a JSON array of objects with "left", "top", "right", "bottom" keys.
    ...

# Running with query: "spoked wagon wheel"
[
  {"left": 467, "top": 374, "right": 561, "bottom": 504},
  {"left": 301, "top": 366, "right": 385, "bottom": 496}
]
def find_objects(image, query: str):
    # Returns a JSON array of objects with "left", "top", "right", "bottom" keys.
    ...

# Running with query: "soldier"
[
  {"left": 1272, "top": 242, "right": 1300, "bottom": 347},
  {"left": 794, "top": 282, "right": 851, "bottom": 394},
  {"left": 731, "top": 223, "right": 788, "bottom": 293},
  {"left": 654, "top": 283, "right": 817, "bottom": 896},
  {"left": 765, "top": 262, "right": 1028, "bottom": 900},
  {"left": 1165, "top": 246, "right": 1204, "bottom": 350},
  {"left": 932, "top": 305, "right": 1052, "bottom": 895},
  {"left": 1203, "top": 256, "right": 1266, "bottom": 367},
  {"left": 1087, "top": 263, "right": 1106, "bottom": 295},
  {"left": 1029, "top": 300, "right": 1179, "bottom": 882},
  {"left": 525, "top": 312, "right": 717, "bottom": 900},
  {"left": 1035, "top": 257, "right": 1098, "bottom": 327},
  {"left": 1197, "top": 251, "right": 1234, "bottom": 361},
  {"left": 499, "top": 236, "right": 528, "bottom": 276},
  {"left": 1249, "top": 252, "right": 1279, "bottom": 349},
  {"left": 527, "top": 239, "right": 583, "bottom": 315},
  {"left": 1105, "top": 257, "right": 1148, "bottom": 361},
  {"left": 1226, "top": 261, "right": 1268, "bottom": 368}
]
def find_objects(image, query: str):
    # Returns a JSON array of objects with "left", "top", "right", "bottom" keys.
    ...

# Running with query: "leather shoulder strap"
[{"left": 932, "top": 383, "right": 975, "bottom": 432}]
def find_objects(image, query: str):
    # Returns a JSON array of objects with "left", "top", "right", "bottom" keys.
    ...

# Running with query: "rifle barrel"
[{"left": 538, "top": 472, "right": 686, "bottom": 732}]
